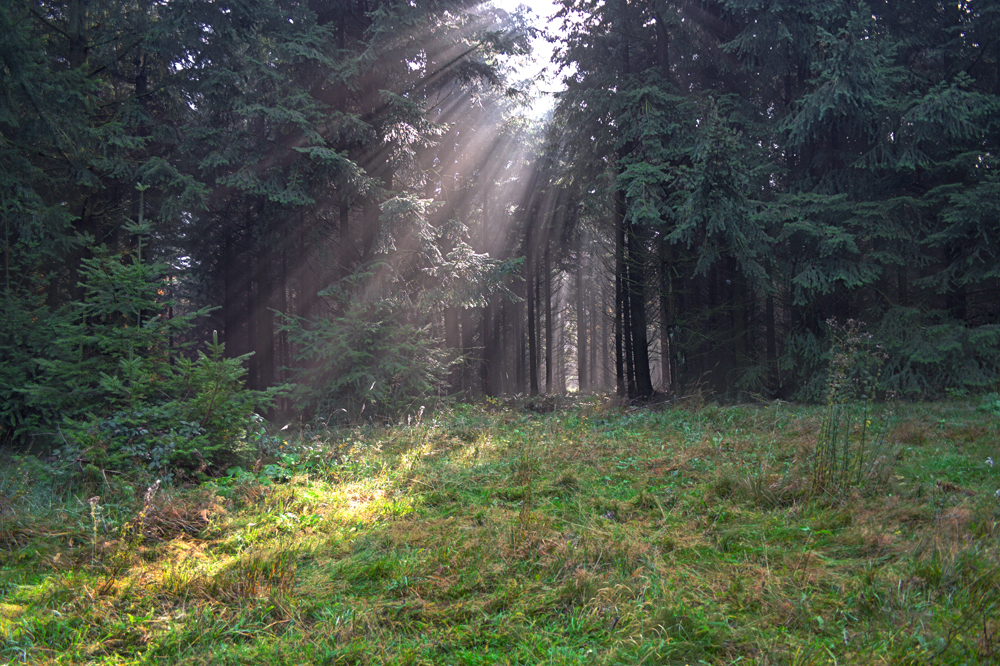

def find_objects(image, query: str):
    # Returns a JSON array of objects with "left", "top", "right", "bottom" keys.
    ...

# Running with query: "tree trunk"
[
  {"left": 577, "top": 238, "right": 588, "bottom": 392},
  {"left": 544, "top": 245, "right": 553, "bottom": 394},
  {"left": 223, "top": 225, "right": 243, "bottom": 356},
  {"left": 362, "top": 164, "right": 392, "bottom": 263},
  {"left": 731, "top": 262, "right": 747, "bottom": 398},
  {"left": 623, "top": 254, "right": 636, "bottom": 398},
  {"left": 67, "top": 0, "right": 89, "bottom": 69},
  {"left": 461, "top": 307, "right": 476, "bottom": 393},
  {"left": 481, "top": 300, "right": 493, "bottom": 396},
  {"left": 445, "top": 306, "right": 461, "bottom": 392},
  {"left": 527, "top": 254, "right": 539, "bottom": 396},
  {"left": 339, "top": 200, "right": 351, "bottom": 281},
  {"left": 628, "top": 221, "right": 653, "bottom": 398},
  {"left": 254, "top": 239, "right": 275, "bottom": 395},
  {"left": 601, "top": 283, "right": 609, "bottom": 390},
  {"left": 592, "top": 281, "right": 600, "bottom": 388},
  {"left": 765, "top": 282, "right": 778, "bottom": 394},
  {"left": 659, "top": 235, "right": 676, "bottom": 395},
  {"left": 615, "top": 190, "right": 626, "bottom": 397},
  {"left": 277, "top": 235, "right": 289, "bottom": 379}
]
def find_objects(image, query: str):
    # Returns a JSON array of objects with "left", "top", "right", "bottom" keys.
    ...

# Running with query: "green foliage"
[
  {"left": 3, "top": 228, "right": 279, "bottom": 480},
  {"left": 671, "top": 96, "right": 772, "bottom": 288},
  {"left": 810, "top": 319, "right": 896, "bottom": 496},
  {"left": 783, "top": 310, "right": 1000, "bottom": 402},
  {"left": 282, "top": 271, "right": 452, "bottom": 425},
  {"left": 60, "top": 337, "right": 281, "bottom": 482},
  {"left": 877, "top": 308, "right": 1000, "bottom": 397},
  {"left": 977, "top": 393, "right": 1000, "bottom": 419}
]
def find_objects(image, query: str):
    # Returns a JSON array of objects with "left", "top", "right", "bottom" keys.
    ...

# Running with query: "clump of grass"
[{"left": 811, "top": 318, "right": 896, "bottom": 497}]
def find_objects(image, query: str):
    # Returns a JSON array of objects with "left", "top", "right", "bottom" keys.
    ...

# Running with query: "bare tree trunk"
[
  {"left": 445, "top": 306, "right": 461, "bottom": 392},
  {"left": 544, "top": 245, "right": 553, "bottom": 394},
  {"left": 557, "top": 291, "right": 566, "bottom": 393},
  {"left": 482, "top": 299, "right": 493, "bottom": 396},
  {"left": 276, "top": 234, "right": 289, "bottom": 411},
  {"left": 766, "top": 286, "right": 777, "bottom": 392},
  {"left": 615, "top": 193, "right": 626, "bottom": 397},
  {"left": 254, "top": 239, "right": 274, "bottom": 396},
  {"left": 601, "top": 277, "right": 609, "bottom": 390},
  {"left": 588, "top": 280, "right": 607, "bottom": 388},
  {"left": 527, "top": 255, "right": 539, "bottom": 396},
  {"left": 223, "top": 224, "right": 246, "bottom": 358},
  {"left": 461, "top": 307, "right": 476, "bottom": 393},
  {"left": 732, "top": 263, "right": 748, "bottom": 398},
  {"left": 628, "top": 221, "right": 653, "bottom": 398},
  {"left": 577, "top": 237, "right": 588, "bottom": 392},
  {"left": 658, "top": 235, "right": 675, "bottom": 395}
]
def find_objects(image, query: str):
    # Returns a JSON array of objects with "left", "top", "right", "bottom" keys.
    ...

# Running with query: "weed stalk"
[{"left": 811, "top": 319, "right": 895, "bottom": 497}]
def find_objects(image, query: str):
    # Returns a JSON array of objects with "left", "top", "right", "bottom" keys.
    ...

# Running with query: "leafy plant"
[
  {"left": 877, "top": 307, "right": 1000, "bottom": 397},
  {"left": 978, "top": 393, "right": 1000, "bottom": 419},
  {"left": 810, "top": 319, "right": 896, "bottom": 496}
]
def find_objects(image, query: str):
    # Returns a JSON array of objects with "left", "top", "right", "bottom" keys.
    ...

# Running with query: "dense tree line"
[
  {"left": 0, "top": 0, "right": 535, "bottom": 453},
  {"left": 537, "top": 0, "right": 1000, "bottom": 401},
  {"left": 2, "top": 0, "right": 998, "bottom": 462}
]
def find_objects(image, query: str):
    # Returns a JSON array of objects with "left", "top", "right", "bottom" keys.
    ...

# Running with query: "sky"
[{"left": 489, "top": 0, "right": 564, "bottom": 116}]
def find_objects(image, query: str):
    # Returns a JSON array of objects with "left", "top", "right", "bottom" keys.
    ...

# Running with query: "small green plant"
[
  {"left": 978, "top": 393, "right": 1000, "bottom": 418},
  {"left": 810, "top": 319, "right": 896, "bottom": 496},
  {"left": 62, "top": 333, "right": 282, "bottom": 482}
]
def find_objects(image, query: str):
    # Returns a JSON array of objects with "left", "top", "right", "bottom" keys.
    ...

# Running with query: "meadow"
[{"left": 1, "top": 395, "right": 998, "bottom": 665}]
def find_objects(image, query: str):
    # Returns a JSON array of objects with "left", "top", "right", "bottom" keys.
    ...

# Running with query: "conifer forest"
[
  {"left": 5, "top": 3, "right": 1000, "bottom": 665},
  {"left": 2, "top": 0, "right": 999, "bottom": 453}
]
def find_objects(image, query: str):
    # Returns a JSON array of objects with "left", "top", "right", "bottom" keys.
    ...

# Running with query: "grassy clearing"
[{"left": 1, "top": 396, "right": 999, "bottom": 665}]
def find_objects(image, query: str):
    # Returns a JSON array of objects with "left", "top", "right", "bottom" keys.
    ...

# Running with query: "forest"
[
  {"left": 2, "top": 0, "right": 999, "bottom": 453},
  {"left": 2, "top": 2, "right": 1000, "bottom": 663}
]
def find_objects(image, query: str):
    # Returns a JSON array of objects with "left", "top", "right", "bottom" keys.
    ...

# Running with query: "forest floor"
[{"left": 1, "top": 395, "right": 999, "bottom": 665}]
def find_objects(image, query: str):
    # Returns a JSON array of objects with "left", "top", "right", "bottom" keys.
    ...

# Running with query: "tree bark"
[
  {"left": 615, "top": 203, "right": 626, "bottom": 397},
  {"left": 461, "top": 307, "right": 476, "bottom": 393},
  {"left": 659, "top": 234, "right": 676, "bottom": 395},
  {"left": 444, "top": 305, "right": 461, "bottom": 392},
  {"left": 527, "top": 252, "right": 539, "bottom": 396},
  {"left": 628, "top": 221, "right": 654, "bottom": 398},
  {"left": 577, "top": 237, "right": 588, "bottom": 392},
  {"left": 254, "top": 238, "right": 274, "bottom": 394},
  {"left": 544, "top": 244, "right": 553, "bottom": 394},
  {"left": 339, "top": 200, "right": 351, "bottom": 281}
]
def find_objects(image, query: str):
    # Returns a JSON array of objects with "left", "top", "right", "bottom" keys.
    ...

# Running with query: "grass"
[{"left": 1, "top": 396, "right": 999, "bottom": 664}]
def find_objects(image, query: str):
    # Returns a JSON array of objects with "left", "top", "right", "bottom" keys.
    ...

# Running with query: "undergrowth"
[{"left": 1, "top": 396, "right": 998, "bottom": 665}]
